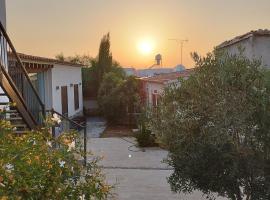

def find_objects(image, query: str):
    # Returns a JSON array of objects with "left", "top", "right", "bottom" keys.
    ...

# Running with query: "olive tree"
[{"left": 151, "top": 52, "right": 270, "bottom": 200}]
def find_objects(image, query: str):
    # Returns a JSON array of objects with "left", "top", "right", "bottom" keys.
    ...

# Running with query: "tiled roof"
[
  {"left": 16, "top": 53, "right": 84, "bottom": 67},
  {"left": 141, "top": 69, "right": 193, "bottom": 84},
  {"left": 217, "top": 29, "right": 270, "bottom": 49}
]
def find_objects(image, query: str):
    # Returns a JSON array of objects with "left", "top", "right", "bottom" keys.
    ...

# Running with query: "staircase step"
[
  {"left": 0, "top": 102, "right": 10, "bottom": 106},
  {"left": 6, "top": 117, "right": 23, "bottom": 121},
  {"left": 13, "top": 124, "right": 27, "bottom": 128},
  {"left": 4, "top": 110, "right": 18, "bottom": 113}
]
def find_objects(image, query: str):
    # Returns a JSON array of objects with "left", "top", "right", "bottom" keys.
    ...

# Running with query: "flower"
[
  {"left": 67, "top": 141, "right": 76, "bottom": 152},
  {"left": 51, "top": 113, "right": 61, "bottom": 124},
  {"left": 46, "top": 140, "right": 52, "bottom": 148},
  {"left": 59, "top": 160, "right": 66, "bottom": 168},
  {"left": 79, "top": 194, "right": 85, "bottom": 200},
  {"left": 5, "top": 163, "right": 14, "bottom": 173}
]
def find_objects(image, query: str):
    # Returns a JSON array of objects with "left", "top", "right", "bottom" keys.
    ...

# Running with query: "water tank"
[{"left": 155, "top": 54, "right": 162, "bottom": 65}]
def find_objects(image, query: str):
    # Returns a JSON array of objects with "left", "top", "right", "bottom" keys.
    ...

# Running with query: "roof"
[
  {"left": 16, "top": 53, "right": 84, "bottom": 67},
  {"left": 141, "top": 69, "right": 193, "bottom": 84},
  {"left": 217, "top": 29, "right": 270, "bottom": 49}
]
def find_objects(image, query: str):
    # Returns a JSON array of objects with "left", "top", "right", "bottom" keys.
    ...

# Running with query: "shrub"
[
  {"left": 0, "top": 119, "right": 111, "bottom": 199},
  {"left": 151, "top": 52, "right": 270, "bottom": 199},
  {"left": 135, "top": 110, "right": 157, "bottom": 147}
]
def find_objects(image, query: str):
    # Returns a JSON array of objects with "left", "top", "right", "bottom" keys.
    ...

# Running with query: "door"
[
  {"left": 74, "top": 84, "right": 79, "bottom": 110},
  {"left": 61, "top": 86, "right": 68, "bottom": 116}
]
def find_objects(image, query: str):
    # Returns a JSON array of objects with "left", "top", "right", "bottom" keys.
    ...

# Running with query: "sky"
[{"left": 6, "top": 0, "right": 270, "bottom": 69}]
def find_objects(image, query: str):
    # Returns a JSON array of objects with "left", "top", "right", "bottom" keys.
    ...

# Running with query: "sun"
[{"left": 137, "top": 40, "right": 153, "bottom": 55}]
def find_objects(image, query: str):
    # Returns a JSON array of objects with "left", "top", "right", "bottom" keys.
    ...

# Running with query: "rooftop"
[
  {"left": 15, "top": 53, "right": 84, "bottom": 67},
  {"left": 141, "top": 69, "right": 193, "bottom": 84},
  {"left": 217, "top": 29, "right": 270, "bottom": 49}
]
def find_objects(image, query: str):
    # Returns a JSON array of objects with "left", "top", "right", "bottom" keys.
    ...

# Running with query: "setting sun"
[{"left": 137, "top": 40, "right": 154, "bottom": 55}]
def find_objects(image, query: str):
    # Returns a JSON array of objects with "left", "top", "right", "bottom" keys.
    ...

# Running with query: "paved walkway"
[
  {"left": 86, "top": 117, "right": 106, "bottom": 138},
  {"left": 87, "top": 134, "right": 226, "bottom": 200}
]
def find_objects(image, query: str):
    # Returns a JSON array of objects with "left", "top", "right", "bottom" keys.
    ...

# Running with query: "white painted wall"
[
  {"left": 0, "top": 0, "right": 6, "bottom": 28},
  {"left": 50, "top": 64, "right": 83, "bottom": 117},
  {"left": 145, "top": 82, "right": 164, "bottom": 107},
  {"left": 222, "top": 36, "right": 270, "bottom": 68}
]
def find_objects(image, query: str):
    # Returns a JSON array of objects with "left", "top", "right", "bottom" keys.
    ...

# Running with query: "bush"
[
  {"left": 151, "top": 52, "right": 270, "bottom": 199},
  {"left": 0, "top": 119, "right": 111, "bottom": 199},
  {"left": 135, "top": 110, "right": 157, "bottom": 147}
]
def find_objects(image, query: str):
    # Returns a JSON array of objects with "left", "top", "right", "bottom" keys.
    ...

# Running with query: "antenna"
[{"left": 169, "top": 38, "right": 188, "bottom": 65}]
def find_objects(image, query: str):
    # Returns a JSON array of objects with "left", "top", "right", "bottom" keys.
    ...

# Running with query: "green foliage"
[
  {"left": 56, "top": 33, "right": 124, "bottom": 98},
  {"left": 151, "top": 52, "right": 270, "bottom": 200},
  {"left": 135, "top": 110, "right": 157, "bottom": 147},
  {"left": 0, "top": 120, "right": 111, "bottom": 199},
  {"left": 97, "top": 33, "right": 113, "bottom": 84},
  {"left": 98, "top": 74, "right": 140, "bottom": 123}
]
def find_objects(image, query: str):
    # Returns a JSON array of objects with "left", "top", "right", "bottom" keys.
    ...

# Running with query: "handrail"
[
  {"left": 0, "top": 21, "right": 45, "bottom": 117},
  {"left": 48, "top": 109, "right": 86, "bottom": 128}
]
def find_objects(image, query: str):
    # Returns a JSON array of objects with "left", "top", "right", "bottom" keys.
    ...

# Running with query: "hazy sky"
[{"left": 6, "top": 0, "right": 270, "bottom": 68}]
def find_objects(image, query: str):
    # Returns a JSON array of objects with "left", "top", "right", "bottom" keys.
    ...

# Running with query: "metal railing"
[
  {"left": 0, "top": 21, "right": 45, "bottom": 126},
  {"left": 47, "top": 109, "right": 87, "bottom": 166}
]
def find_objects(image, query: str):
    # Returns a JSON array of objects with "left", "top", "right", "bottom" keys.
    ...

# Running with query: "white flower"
[
  {"left": 51, "top": 113, "right": 61, "bottom": 124},
  {"left": 5, "top": 163, "right": 14, "bottom": 173},
  {"left": 208, "top": 121, "right": 215, "bottom": 127},
  {"left": 67, "top": 141, "right": 76, "bottom": 152},
  {"left": 46, "top": 140, "right": 52, "bottom": 148},
  {"left": 59, "top": 160, "right": 66, "bottom": 168},
  {"left": 79, "top": 194, "right": 85, "bottom": 200},
  {"left": 12, "top": 127, "right": 17, "bottom": 131}
]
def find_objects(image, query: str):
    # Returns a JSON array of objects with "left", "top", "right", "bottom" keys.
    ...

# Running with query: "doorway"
[{"left": 61, "top": 86, "right": 68, "bottom": 116}]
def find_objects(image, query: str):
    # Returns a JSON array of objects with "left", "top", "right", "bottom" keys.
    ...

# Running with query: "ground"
[{"left": 86, "top": 117, "right": 226, "bottom": 200}]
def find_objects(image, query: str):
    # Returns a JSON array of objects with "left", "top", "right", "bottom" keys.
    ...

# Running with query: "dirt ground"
[{"left": 101, "top": 124, "right": 136, "bottom": 138}]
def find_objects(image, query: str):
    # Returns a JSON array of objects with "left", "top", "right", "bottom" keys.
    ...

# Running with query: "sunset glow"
[
  {"left": 137, "top": 40, "right": 154, "bottom": 55},
  {"left": 5, "top": 0, "right": 270, "bottom": 68}
]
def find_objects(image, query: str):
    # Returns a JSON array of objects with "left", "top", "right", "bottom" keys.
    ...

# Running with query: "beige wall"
[
  {"left": 0, "top": 0, "right": 6, "bottom": 28},
  {"left": 222, "top": 36, "right": 270, "bottom": 68}
]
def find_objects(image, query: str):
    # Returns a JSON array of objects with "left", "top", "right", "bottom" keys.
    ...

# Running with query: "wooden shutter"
[
  {"left": 74, "top": 84, "right": 79, "bottom": 110},
  {"left": 61, "top": 86, "right": 68, "bottom": 116}
]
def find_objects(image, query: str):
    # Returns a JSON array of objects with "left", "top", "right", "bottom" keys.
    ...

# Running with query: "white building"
[
  {"left": 0, "top": 0, "right": 6, "bottom": 28},
  {"left": 141, "top": 70, "right": 192, "bottom": 107},
  {"left": 9, "top": 53, "right": 84, "bottom": 118},
  {"left": 217, "top": 29, "right": 270, "bottom": 68}
]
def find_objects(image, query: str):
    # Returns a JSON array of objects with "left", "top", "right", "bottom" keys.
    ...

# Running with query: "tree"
[
  {"left": 98, "top": 74, "right": 140, "bottom": 123},
  {"left": 97, "top": 33, "right": 113, "bottom": 86},
  {"left": 151, "top": 52, "right": 270, "bottom": 200}
]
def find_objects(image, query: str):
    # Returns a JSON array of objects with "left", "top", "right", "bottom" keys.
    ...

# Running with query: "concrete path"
[
  {"left": 86, "top": 117, "right": 106, "bottom": 138},
  {"left": 87, "top": 137, "right": 227, "bottom": 200}
]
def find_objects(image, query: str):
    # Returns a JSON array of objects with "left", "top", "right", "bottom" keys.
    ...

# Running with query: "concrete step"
[
  {"left": 0, "top": 102, "right": 10, "bottom": 106},
  {"left": 5, "top": 117, "right": 23, "bottom": 121}
]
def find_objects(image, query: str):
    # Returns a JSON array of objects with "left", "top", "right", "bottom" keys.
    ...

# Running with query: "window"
[{"left": 74, "top": 84, "right": 79, "bottom": 110}]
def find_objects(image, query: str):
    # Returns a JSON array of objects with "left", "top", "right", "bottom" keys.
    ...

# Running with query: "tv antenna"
[{"left": 169, "top": 38, "right": 188, "bottom": 65}]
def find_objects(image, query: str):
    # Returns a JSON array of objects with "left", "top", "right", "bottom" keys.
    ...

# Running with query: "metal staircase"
[{"left": 0, "top": 21, "right": 45, "bottom": 133}]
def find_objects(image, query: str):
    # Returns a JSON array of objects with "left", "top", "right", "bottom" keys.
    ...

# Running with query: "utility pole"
[{"left": 169, "top": 38, "right": 188, "bottom": 65}]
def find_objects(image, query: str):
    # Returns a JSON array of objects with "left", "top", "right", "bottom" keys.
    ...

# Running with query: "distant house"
[
  {"left": 124, "top": 65, "right": 186, "bottom": 78},
  {"left": 123, "top": 67, "right": 137, "bottom": 76},
  {"left": 8, "top": 53, "right": 84, "bottom": 118},
  {"left": 141, "top": 70, "right": 192, "bottom": 107},
  {"left": 217, "top": 29, "right": 270, "bottom": 68}
]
